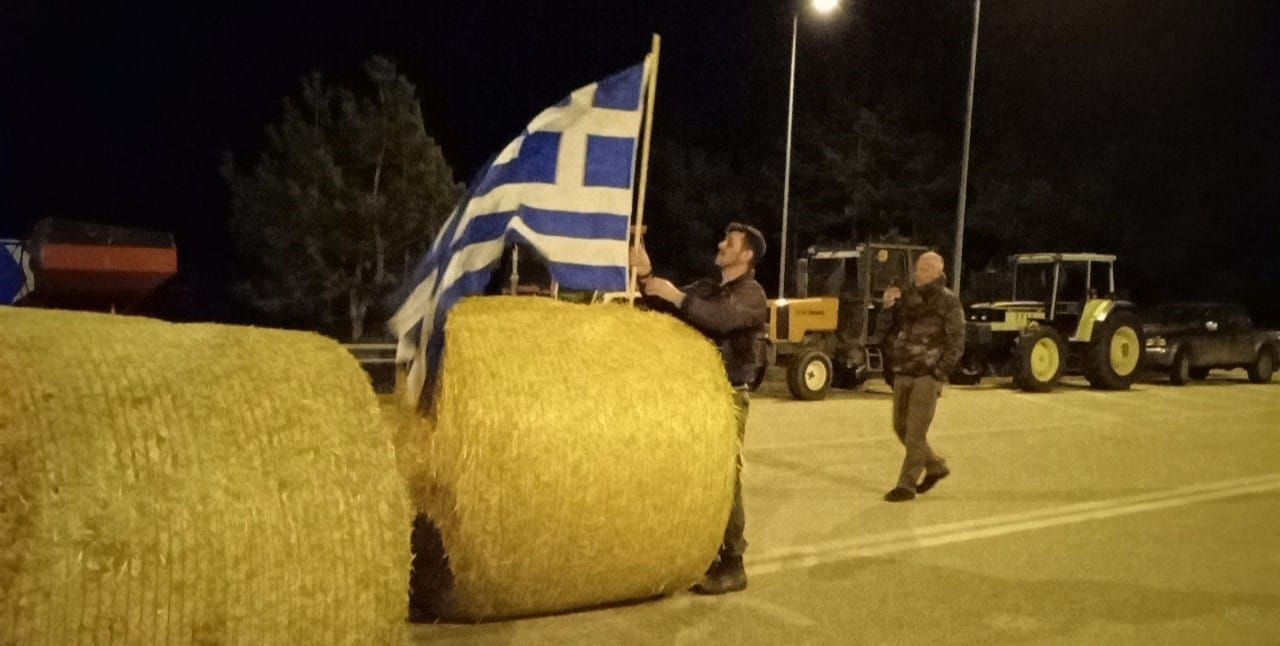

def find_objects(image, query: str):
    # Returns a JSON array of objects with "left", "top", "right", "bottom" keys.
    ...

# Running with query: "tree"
[
  {"left": 222, "top": 56, "right": 460, "bottom": 340},
  {"left": 964, "top": 142, "right": 1141, "bottom": 264},
  {"left": 790, "top": 103, "right": 955, "bottom": 250},
  {"left": 645, "top": 138, "right": 761, "bottom": 283}
]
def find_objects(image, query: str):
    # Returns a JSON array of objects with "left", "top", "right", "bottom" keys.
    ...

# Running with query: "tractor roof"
[
  {"left": 807, "top": 249, "right": 861, "bottom": 260},
  {"left": 804, "top": 242, "right": 931, "bottom": 260},
  {"left": 1012, "top": 252, "right": 1116, "bottom": 264}
]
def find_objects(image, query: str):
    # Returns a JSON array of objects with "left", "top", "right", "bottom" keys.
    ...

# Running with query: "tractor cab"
[
  {"left": 763, "top": 242, "right": 929, "bottom": 399},
  {"left": 961, "top": 252, "right": 1144, "bottom": 391},
  {"left": 798, "top": 245, "right": 915, "bottom": 301},
  {"left": 1011, "top": 253, "right": 1116, "bottom": 331}
]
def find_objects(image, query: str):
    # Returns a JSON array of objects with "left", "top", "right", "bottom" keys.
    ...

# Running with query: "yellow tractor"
[
  {"left": 759, "top": 242, "right": 931, "bottom": 400},
  {"left": 957, "top": 252, "right": 1145, "bottom": 391}
]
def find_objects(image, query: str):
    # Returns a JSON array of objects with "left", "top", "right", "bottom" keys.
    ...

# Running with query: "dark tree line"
[
  {"left": 644, "top": 0, "right": 1278, "bottom": 325},
  {"left": 225, "top": 1, "right": 1279, "bottom": 333},
  {"left": 223, "top": 57, "right": 460, "bottom": 340}
]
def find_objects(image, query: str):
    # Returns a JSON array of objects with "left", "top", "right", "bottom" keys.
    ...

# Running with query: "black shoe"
[
  {"left": 884, "top": 487, "right": 916, "bottom": 502},
  {"left": 917, "top": 468, "right": 951, "bottom": 495},
  {"left": 691, "top": 555, "right": 747, "bottom": 595}
]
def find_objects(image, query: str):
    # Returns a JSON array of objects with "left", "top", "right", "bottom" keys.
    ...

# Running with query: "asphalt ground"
[{"left": 410, "top": 370, "right": 1280, "bottom": 645}]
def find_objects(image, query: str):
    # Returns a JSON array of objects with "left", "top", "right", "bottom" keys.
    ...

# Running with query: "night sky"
[{"left": 2, "top": 1, "right": 1278, "bottom": 324}]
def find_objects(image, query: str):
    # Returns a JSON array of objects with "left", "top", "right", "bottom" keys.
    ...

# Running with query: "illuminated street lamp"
[{"left": 779, "top": 0, "right": 840, "bottom": 299}]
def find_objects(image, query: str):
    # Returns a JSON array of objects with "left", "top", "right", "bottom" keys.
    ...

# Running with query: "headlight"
[{"left": 1146, "top": 336, "right": 1167, "bottom": 348}]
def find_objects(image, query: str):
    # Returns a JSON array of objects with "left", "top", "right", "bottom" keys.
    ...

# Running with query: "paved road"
[{"left": 411, "top": 371, "right": 1280, "bottom": 645}]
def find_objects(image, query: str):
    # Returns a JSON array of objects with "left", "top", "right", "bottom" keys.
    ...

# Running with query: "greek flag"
[
  {"left": 0, "top": 240, "right": 32, "bottom": 305},
  {"left": 388, "top": 59, "right": 651, "bottom": 408}
]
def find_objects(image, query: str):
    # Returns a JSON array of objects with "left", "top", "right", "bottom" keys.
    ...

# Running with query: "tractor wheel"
[
  {"left": 1189, "top": 366, "right": 1211, "bottom": 381},
  {"left": 1169, "top": 348, "right": 1191, "bottom": 386},
  {"left": 1247, "top": 347, "right": 1277, "bottom": 384},
  {"left": 949, "top": 352, "right": 985, "bottom": 386},
  {"left": 1013, "top": 327, "right": 1065, "bottom": 392},
  {"left": 787, "top": 350, "right": 833, "bottom": 400},
  {"left": 1084, "top": 311, "right": 1144, "bottom": 390}
]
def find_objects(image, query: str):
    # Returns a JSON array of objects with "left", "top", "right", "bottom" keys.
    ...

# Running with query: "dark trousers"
[
  {"left": 720, "top": 387, "right": 750, "bottom": 558},
  {"left": 891, "top": 374, "right": 948, "bottom": 490}
]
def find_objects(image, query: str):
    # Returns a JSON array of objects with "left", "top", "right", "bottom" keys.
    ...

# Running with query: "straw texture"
[
  {"left": 0, "top": 307, "right": 411, "bottom": 645},
  {"left": 396, "top": 296, "right": 739, "bottom": 620}
]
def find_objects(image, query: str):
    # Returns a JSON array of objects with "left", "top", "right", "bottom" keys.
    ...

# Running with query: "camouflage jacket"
[{"left": 877, "top": 277, "right": 966, "bottom": 379}]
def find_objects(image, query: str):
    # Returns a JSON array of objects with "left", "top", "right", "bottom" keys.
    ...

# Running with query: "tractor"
[
  {"left": 760, "top": 242, "right": 931, "bottom": 400},
  {"left": 957, "top": 252, "right": 1145, "bottom": 391}
]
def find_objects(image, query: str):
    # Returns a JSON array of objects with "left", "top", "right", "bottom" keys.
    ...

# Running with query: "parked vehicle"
[
  {"left": 761, "top": 242, "right": 932, "bottom": 400},
  {"left": 1143, "top": 302, "right": 1280, "bottom": 384},
  {"left": 958, "top": 253, "right": 1145, "bottom": 391}
]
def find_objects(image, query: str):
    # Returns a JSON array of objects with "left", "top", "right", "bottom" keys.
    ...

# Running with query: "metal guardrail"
[
  {"left": 343, "top": 343, "right": 396, "bottom": 362},
  {"left": 344, "top": 343, "right": 398, "bottom": 365},
  {"left": 343, "top": 343, "right": 398, "bottom": 393}
]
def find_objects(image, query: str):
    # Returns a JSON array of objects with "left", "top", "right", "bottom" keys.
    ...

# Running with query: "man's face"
[
  {"left": 915, "top": 254, "right": 944, "bottom": 286},
  {"left": 715, "top": 231, "right": 752, "bottom": 269}
]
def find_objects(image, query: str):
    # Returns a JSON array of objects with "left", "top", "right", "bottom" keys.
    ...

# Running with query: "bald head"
[{"left": 914, "top": 252, "right": 945, "bottom": 287}]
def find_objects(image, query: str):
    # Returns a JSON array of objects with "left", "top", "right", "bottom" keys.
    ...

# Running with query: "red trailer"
[{"left": 15, "top": 219, "right": 177, "bottom": 312}]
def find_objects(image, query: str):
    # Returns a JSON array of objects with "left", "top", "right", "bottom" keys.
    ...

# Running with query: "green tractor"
[{"left": 957, "top": 252, "right": 1145, "bottom": 391}]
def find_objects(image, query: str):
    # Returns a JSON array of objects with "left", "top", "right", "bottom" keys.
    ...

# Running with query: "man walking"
[
  {"left": 878, "top": 251, "right": 965, "bottom": 502},
  {"left": 632, "top": 222, "right": 769, "bottom": 594}
]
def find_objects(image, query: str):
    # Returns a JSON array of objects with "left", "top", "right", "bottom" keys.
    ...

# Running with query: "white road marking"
[{"left": 748, "top": 473, "right": 1280, "bottom": 576}]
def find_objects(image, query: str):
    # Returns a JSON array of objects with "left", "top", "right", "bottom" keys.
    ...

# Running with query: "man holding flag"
[
  {"left": 390, "top": 39, "right": 764, "bottom": 598},
  {"left": 632, "top": 222, "right": 769, "bottom": 595}
]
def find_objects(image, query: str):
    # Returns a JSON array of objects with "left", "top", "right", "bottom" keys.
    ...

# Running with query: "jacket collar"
[
  {"left": 914, "top": 275, "right": 947, "bottom": 297},
  {"left": 719, "top": 268, "right": 755, "bottom": 287}
]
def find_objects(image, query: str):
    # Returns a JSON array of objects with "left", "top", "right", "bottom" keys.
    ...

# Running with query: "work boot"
[
  {"left": 883, "top": 486, "right": 916, "bottom": 502},
  {"left": 917, "top": 467, "right": 951, "bottom": 494},
  {"left": 691, "top": 555, "right": 747, "bottom": 595}
]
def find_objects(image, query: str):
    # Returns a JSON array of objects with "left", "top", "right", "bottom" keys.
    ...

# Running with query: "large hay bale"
[
  {"left": 0, "top": 307, "right": 411, "bottom": 645},
  {"left": 397, "top": 297, "right": 739, "bottom": 620}
]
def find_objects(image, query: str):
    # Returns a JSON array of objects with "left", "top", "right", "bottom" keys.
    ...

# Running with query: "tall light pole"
[
  {"left": 779, "top": 0, "right": 840, "bottom": 300},
  {"left": 952, "top": 0, "right": 981, "bottom": 294}
]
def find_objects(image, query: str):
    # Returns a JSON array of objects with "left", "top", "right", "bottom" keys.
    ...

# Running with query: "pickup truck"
[{"left": 1143, "top": 302, "right": 1280, "bottom": 385}]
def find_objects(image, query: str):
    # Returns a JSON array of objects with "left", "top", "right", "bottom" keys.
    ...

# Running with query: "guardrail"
[
  {"left": 343, "top": 343, "right": 397, "bottom": 364},
  {"left": 343, "top": 343, "right": 397, "bottom": 393}
]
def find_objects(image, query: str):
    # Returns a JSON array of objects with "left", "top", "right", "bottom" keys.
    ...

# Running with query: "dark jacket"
[
  {"left": 648, "top": 271, "right": 769, "bottom": 385},
  {"left": 877, "top": 277, "right": 966, "bottom": 380}
]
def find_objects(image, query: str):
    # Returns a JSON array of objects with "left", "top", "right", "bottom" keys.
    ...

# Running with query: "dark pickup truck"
[{"left": 1143, "top": 302, "right": 1280, "bottom": 385}]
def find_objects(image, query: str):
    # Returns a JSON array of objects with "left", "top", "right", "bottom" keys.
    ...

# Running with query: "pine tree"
[{"left": 223, "top": 56, "right": 460, "bottom": 340}]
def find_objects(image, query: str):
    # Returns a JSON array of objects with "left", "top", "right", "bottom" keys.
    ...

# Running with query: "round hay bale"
[
  {"left": 0, "top": 307, "right": 411, "bottom": 646},
  {"left": 397, "top": 296, "right": 739, "bottom": 620}
]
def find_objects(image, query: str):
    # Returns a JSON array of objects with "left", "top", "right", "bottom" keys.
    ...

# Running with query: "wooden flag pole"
[{"left": 628, "top": 33, "right": 662, "bottom": 303}]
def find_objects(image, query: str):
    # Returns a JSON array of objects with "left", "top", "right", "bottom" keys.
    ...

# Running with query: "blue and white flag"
[
  {"left": 388, "top": 59, "right": 651, "bottom": 408},
  {"left": 0, "top": 239, "right": 32, "bottom": 305}
]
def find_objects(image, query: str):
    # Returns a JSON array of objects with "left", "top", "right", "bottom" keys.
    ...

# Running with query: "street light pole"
[
  {"left": 952, "top": 0, "right": 981, "bottom": 294},
  {"left": 779, "top": 0, "right": 838, "bottom": 299},
  {"left": 779, "top": 12, "right": 799, "bottom": 300}
]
